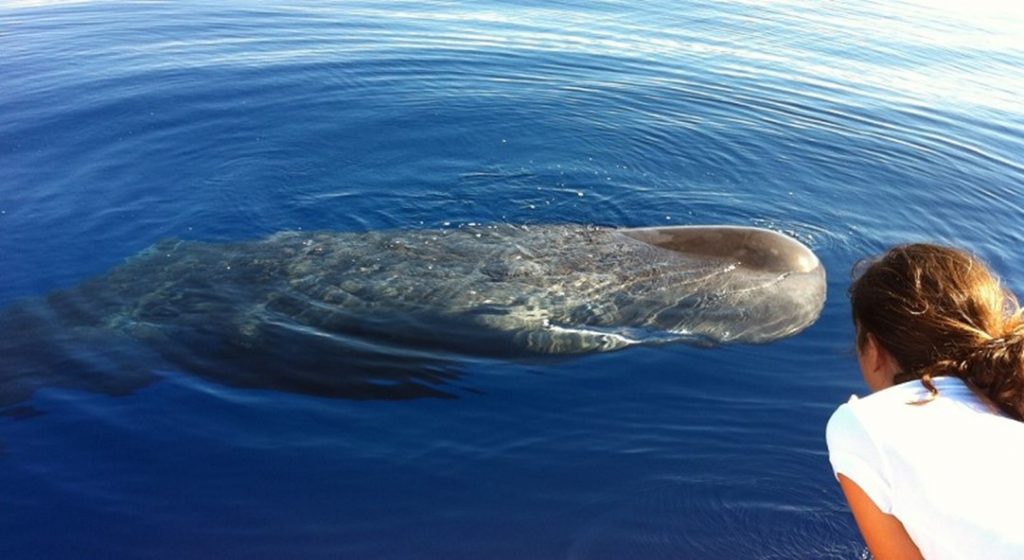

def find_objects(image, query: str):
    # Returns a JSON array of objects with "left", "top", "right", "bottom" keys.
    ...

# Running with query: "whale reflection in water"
[{"left": 0, "top": 224, "right": 826, "bottom": 406}]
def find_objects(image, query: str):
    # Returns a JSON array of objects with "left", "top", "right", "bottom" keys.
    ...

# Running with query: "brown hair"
[{"left": 850, "top": 243, "right": 1024, "bottom": 420}]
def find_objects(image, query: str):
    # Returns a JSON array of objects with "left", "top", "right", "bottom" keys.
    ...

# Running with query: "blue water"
[{"left": 1, "top": 0, "right": 1023, "bottom": 557}]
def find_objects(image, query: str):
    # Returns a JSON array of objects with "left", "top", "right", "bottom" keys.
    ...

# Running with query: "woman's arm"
[{"left": 838, "top": 474, "right": 924, "bottom": 560}]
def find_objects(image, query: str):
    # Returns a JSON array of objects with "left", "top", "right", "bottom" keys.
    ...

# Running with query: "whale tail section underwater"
[{"left": 0, "top": 224, "right": 826, "bottom": 408}]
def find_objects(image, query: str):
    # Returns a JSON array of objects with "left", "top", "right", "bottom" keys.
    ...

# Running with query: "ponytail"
[{"left": 923, "top": 324, "right": 1024, "bottom": 420}]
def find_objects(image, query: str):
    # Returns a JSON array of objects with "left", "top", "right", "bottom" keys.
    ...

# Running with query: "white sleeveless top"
[{"left": 826, "top": 376, "right": 1024, "bottom": 559}]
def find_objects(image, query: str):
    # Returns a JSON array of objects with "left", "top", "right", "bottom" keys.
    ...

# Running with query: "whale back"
[{"left": 620, "top": 226, "right": 820, "bottom": 274}]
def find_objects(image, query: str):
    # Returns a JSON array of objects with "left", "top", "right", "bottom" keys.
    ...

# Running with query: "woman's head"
[{"left": 850, "top": 243, "right": 1024, "bottom": 419}]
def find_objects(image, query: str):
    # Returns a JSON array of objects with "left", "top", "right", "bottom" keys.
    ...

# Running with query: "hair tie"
[{"left": 1002, "top": 323, "right": 1024, "bottom": 345}]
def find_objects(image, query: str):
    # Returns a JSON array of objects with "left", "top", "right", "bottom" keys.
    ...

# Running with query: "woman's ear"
[{"left": 860, "top": 333, "right": 898, "bottom": 391}]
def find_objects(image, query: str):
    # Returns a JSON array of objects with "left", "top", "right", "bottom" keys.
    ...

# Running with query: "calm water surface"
[{"left": 1, "top": 0, "right": 1023, "bottom": 558}]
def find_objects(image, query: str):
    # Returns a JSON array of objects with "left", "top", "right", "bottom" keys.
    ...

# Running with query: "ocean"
[{"left": 1, "top": 1, "right": 1022, "bottom": 558}]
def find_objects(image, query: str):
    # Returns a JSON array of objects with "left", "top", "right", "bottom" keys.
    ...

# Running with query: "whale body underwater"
[{"left": 0, "top": 225, "right": 826, "bottom": 407}]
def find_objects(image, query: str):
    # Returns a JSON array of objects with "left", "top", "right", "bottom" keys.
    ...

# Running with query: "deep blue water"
[{"left": 1, "top": 0, "right": 1023, "bottom": 558}]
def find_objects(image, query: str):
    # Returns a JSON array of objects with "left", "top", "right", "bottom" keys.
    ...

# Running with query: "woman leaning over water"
[{"left": 826, "top": 244, "right": 1024, "bottom": 559}]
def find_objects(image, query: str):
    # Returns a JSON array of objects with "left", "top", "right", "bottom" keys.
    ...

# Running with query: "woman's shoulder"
[
  {"left": 828, "top": 376, "right": 1024, "bottom": 456},
  {"left": 832, "top": 377, "right": 982, "bottom": 419},
  {"left": 827, "top": 377, "right": 994, "bottom": 459},
  {"left": 826, "top": 379, "right": 933, "bottom": 434}
]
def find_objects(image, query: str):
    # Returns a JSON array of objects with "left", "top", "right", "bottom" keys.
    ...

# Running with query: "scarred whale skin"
[{"left": 0, "top": 224, "right": 826, "bottom": 405}]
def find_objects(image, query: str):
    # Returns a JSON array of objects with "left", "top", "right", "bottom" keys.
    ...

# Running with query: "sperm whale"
[{"left": 0, "top": 224, "right": 826, "bottom": 405}]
